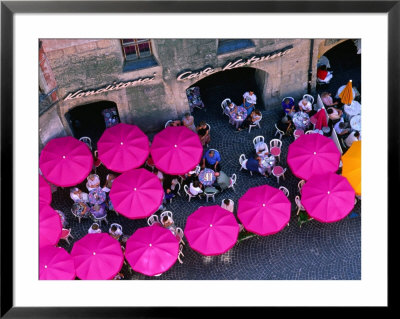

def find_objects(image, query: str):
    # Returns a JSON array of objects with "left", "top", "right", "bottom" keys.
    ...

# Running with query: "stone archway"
[{"left": 186, "top": 67, "right": 269, "bottom": 114}]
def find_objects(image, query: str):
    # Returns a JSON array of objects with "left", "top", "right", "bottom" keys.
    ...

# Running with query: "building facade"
[{"left": 39, "top": 38, "right": 356, "bottom": 149}]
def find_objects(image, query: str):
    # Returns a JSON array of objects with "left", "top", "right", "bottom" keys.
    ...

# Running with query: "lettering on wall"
[
  {"left": 64, "top": 74, "right": 156, "bottom": 101},
  {"left": 176, "top": 45, "right": 293, "bottom": 81}
]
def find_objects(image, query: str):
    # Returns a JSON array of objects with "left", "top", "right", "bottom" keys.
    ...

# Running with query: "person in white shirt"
[
  {"left": 221, "top": 199, "right": 234, "bottom": 213},
  {"left": 102, "top": 174, "right": 116, "bottom": 193},
  {"left": 86, "top": 174, "right": 100, "bottom": 192},
  {"left": 242, "top": 91, "right": 257, "bottom": 116},
  {"left": 189, "top": 180, "right": 203, "bottom": 196},
  {"left": 88, "top": 223, "right": 101, "bottom": 234},
  {"left": 334, "top": 118, "right": 350, "bottom": 136},
  {"left": 298, "top": 98, "right": 312, "bottom": 113},
  {"left": 344, "top": 131, "right": 360, "bottom": 148},
  {"left": 70, "top": 187, "right": 89, "bottom": 203},
  {"left": 255, "top": 141, "right": 269, "bottom": 158}
]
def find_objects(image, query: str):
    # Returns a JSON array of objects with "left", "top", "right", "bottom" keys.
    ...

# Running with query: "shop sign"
[
  {"left": 176, "top": 45, "right": 293, "bottom": 81},
  {"left": 64, "top": 74, "right": 156, "bottom": 101}
]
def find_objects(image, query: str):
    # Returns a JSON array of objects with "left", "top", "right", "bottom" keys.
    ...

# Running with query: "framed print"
[{"left": 1, "top": 0, "right": 396, "bottom": 317}]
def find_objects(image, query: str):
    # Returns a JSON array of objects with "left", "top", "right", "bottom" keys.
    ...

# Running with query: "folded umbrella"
[
  {"left": 339, "top": 80, "right": 354, "bottom": 105},
  {"left": 97, "top": 123, "right": 149, "bottom": 173},
  {"left": 237, "top": 185, "right": 291, "bottom": 236}
]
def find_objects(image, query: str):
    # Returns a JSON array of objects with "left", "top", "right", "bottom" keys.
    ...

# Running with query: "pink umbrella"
[
  {"left": 237, "top": 185, "right": 291, "bottom": 236},
  {"left": 287, "top": 134, "right": 341, "bottom": 180},
  {"left": 39, "top": 136, "right": 93, "bottom": 187},
  {"left": 71, "top": 233, "right": 124, "bottom": 280},
  {"left": 39, "top": 246, "right": 75, "bottom": 280},
  {"left": 150, "top": 126, "right": 203, "bottom": 175},
  {"left": 39, "top": 204, "right": 62, "bottom": 248},
  {"left": 39, "top": 174, "right": 52, "bottom": 206},
  {"left": 184, "top": 206, "right": 239, "bottom": 256},
  {"left": 301, "top": 172, "right": 355, "bottom": 223},
  {"left": 125, "top": 225, "right": 179, "bottom": 276},
  {"left": 109, "top": 168, "right": 164, "bottom": 219},
  {"left": 97, "top": 123, "right": 149, "bottom": 173}
]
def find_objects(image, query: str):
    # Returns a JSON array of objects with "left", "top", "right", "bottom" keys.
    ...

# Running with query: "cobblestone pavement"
[{"left": 52, "top": 97, "right": 361, "bottom": 280}]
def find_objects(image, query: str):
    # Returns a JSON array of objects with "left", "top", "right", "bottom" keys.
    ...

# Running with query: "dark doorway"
[
  {"left": 190, "top": 67, "right": 266, "bottom": 116},
  {"left": 317, "top": 40, "right": 361, "bottom": 97},
  {"left": 65, "top": 101, "right": 120, "bottom": 148}
]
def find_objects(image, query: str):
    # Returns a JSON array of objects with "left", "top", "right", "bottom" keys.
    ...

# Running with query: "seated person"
[
  {"left": 196, "top": 121, "right": 211, "bottom": 146},
  {"left": 113, "top": 272, "right": 124, "bottom": 280},
  {"left": 281, "top": 98, "right": 296, "bottom": 116},
  {"left": 109, "top": 224, "right": 123, "bottom": 240},
  {"left": 213, "top": 171, "right": 230, "bottom": 192},
  {"left": 189, "top": 180, "right": 203, "bottom": 196},
  {"left": 70, "top": 187, "right": 89, "bottom": 203},
  {"left": 88, "top": 223, "right": 101, "bottom": 234},
  {"left": 182, "top": 170, "right": 199, "bottom": 188},
  {"left": 161, "top": 215, "right": 176, "bottom": 235},
  {"left": 169, "top": 120, "right": 182, "bottom": 127},
  {"left": 225, "top": 102, "right": 237, "bottom": 115},
  {"left": 102, "top": 173, "right": 116, "bottom": 192},
  {"left": 344, "top": 131, "right": 361, "bottom": 148},
  {"left": 298, "top": 98, "right": 313, "bottom": 114},
  {"left": 182, "top": 112, "right": 196, "bottom": 132},
  {"left": 334, "top": 118, "right": 351, "bottom": 136},
  {"left": 86, "top": 174, "right": 100, "bottom": 191},
  {"left": 202, "top": 149, "right": 221, "bottom": 172},
  {"left": 238, "top": 109, "right": 262, "bottom": 131},
  {"left": 255, "top": 141, "right": 269, "bottom": 158},
  {"left": 245, "top": 156, "right": 262, "bottom": 174},
  {"left": 221, "top": 199, "right": 234, "bottom": 213},
  {"left": 163, "top": 174, "right": 180, "bottom": 201},
  {"left": 317, "top": 65, "right": 333, "bottom": 83},
  {"left": 327, "top": 107, "right": 343, "bottom": 122},
  {"left": 320, "top": 91, "right": 341, "bottom": 107},
  {"left": 242, "top": 90, "right": 257, "bottom": 116},
  {"left": 276, "top": 116, "right": 294, "bottom": 136},
  {"left": 153, "top": 168, "right": 164, "bottom": 183}
]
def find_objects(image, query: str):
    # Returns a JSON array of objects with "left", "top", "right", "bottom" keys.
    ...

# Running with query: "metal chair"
[
  {"left": 60, "top": 228, "right": 74, "bottom": 245},
  {"left": 183, "top": 184, "right": 198, "bottom": 202},
  {"left": 303, "top": 94, "right": 315, "bottom": 105},
  {"left": 239, "top": 154, "right": 252, "bottom": 176},
  {"left": 274, "top": 124, "right": 285, "bottom": 140},
  {"left": 253, "top": 135, "right": 265, "bottom": 148},
  {"left": 178, "top": 243, "right": 185, "bottom": 264},
  {"left": 175, "top": 227, "right": 185, "bottom": 245},
  {"left": 160, "top": 210, "right": 173, "bottom": 221},
  {"left": 295, "top": 195, "right": 306, "bottom": 216},
  {"left": 272, "top": 166, "right": 287, "bottom": 184},
  {"left": 221, "top": 98, "right": 232, "bottom": 114},
  {"left": 79, "top": 136, "right": 92, "bottom": 151},
  {"left": 147, "top": 214, "right": 160, "bottom": 226},
  {"left": 165, "top": 120, "right": 173, "bottom": 128},
  {"left": 269, "top": 139, "right": 282, "bottom": 162},
  {"left": 248, "top": 114, "right": 262, "bottom": 133},
  {"left": 305, "top": 130, "right": 317, "bottom": 134},
  {"left": 228, "top": 173, "right": 237, "bottom": 192},
  {"left": 298, "top": 180, "right": 305, "bottom": 194},
  {"left": 279, "top": 186, "right": 290, "bottom": 198}
]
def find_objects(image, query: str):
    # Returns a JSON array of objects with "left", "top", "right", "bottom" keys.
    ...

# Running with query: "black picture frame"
[{"left": 1, "top": 0, "right": 396, "bottom": 317}]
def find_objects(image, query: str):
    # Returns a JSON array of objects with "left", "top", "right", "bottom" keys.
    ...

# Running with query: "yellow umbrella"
[
  {"left": 341, "top": 140, "right": 361, "bottom": 195},
  {"left": 339, "top": 80, "right": 354, "bottom": 105}
]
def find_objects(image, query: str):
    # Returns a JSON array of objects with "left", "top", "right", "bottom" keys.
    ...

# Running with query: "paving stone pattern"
[{"left": 52, "top": 98, "right": 361, "bottom": 280}]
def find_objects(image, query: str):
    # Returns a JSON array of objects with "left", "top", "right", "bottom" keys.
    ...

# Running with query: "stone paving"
[{"left": 52, "top": 96, "right": 361, "bottom": 280}]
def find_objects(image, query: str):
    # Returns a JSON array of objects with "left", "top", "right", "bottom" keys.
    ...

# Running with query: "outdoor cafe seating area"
[{"left": 39, "top": 80, "right": 361, "bottom": 280}]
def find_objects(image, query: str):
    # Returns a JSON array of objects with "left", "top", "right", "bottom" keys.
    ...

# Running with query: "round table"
[
  {"left": 350, "top": 115, "right": 361, "bottom": 131},
  {"left": 198, "top": 168, "right": 216, "bottom": 186},
  {"left": 229, "top": 105, "right": 247, "bottom": 129},
  {"left": 344, "top": 101, "right": 361, "bottom": 117},
  {"left": 260, "top": 155, "right": 276, "bottom": 175},
  {"left": 292, "top": 112, "right": 310, "bottom": 130},
  {"left": 89, "top": 203, "right": 107, "bottom": 219},
  {"left": 71, "top": 202, "right": 90, "bottom": 220},
  {"left": 88, "top": 187, "right": 106, "bottom": 205}
]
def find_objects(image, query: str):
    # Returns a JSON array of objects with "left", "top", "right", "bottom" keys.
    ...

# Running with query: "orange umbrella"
[
  {"left": 339, "top": 80, "right": 354, "bottom": 105},
  {"left": 341, "top": 141, "right": 361, "bottom": 195}
]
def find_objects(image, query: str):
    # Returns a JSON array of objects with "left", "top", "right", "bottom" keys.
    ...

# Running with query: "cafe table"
[
  {"left": 292, "top": 111, "right": 310, "bottom": 130},
  {"left": 350, "top": 115, "right": 361, "bottom": 131},
  {"left": 198, "top": 168, "right": 216, "bottom": 186},
  {"left": 88, "top": 187, "right": 107, "bottom": 205},
  {"left": 229, "top": 105, "right": 247, "bottom": 129}
]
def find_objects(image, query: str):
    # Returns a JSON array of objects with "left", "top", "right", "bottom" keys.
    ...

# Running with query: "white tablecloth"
[
  {"left": 350, "top": 115, "right": 361, "bottom": 131},
  {"left": 344, "top": 101, "right": 361, "bottom": 116}
]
